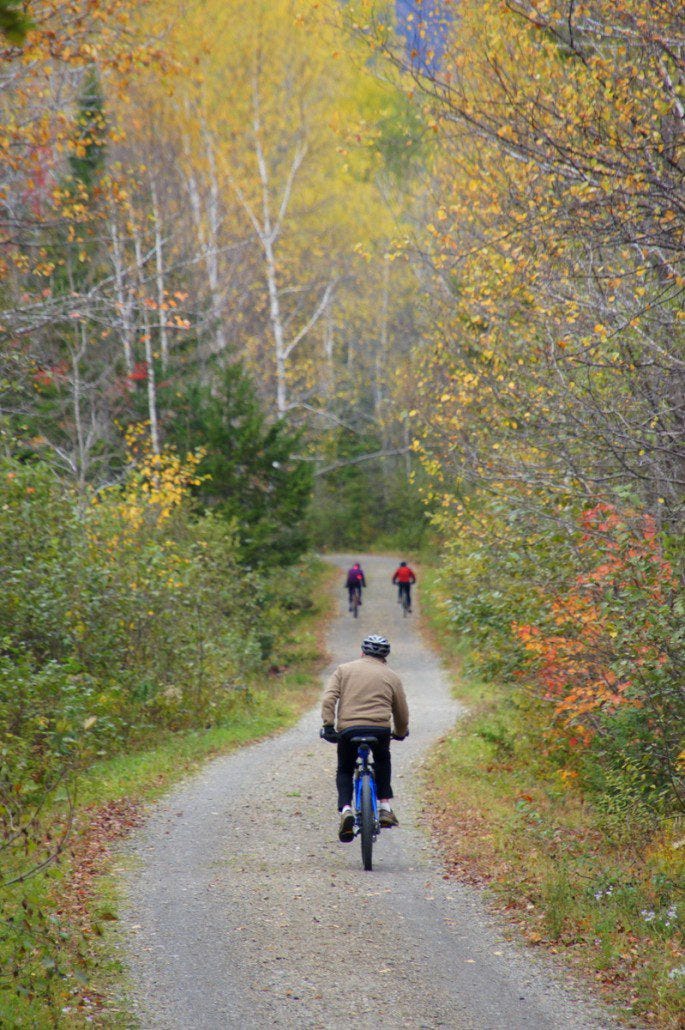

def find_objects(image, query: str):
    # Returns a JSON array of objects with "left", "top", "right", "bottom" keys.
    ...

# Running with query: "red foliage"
[
  {"left": 22, "top": 144, "right": 56, "bottom": 218},
  {"left": 514, "top": 503, "right": 675, "bottom": 739},
  {"left": 127, "top": 360, "right": 148, "bottom": 382},
  {"left": 33, "top": 361, "right": 68, "bottom": 390}
]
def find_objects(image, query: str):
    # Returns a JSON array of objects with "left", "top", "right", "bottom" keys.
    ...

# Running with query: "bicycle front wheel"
[{"left": 360, "top": 774, "right": 374, "bottom": 871}]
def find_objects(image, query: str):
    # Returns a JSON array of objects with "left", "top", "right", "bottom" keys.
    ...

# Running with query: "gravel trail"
[{"left": 119, "top": 554, "right": 619, "bottom": 1029}]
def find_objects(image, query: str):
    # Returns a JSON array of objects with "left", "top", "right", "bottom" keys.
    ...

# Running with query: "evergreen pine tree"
[
  {"left": 0, "top": 0, "right": 33, "bottom": 44},
  {"left": 165, "top": 363, "right": 312, "bottom": 566}
]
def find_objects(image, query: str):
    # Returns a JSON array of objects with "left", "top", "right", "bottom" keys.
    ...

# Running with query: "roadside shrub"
[
  {"left": 0, "top": 437, "right": 311, "bottom": 893},
  {"left": 516, "top": 504, "right": 683, "bottom": 812},
  {"left": 432, "top": 491, "right": 683, "bottom": 818}
]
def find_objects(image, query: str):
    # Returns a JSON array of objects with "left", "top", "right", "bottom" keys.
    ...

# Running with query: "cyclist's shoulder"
[
  {"left": 338, "top": 656, "right": 366, "bottom": 673},
  {"left": 376, "top": 663, "right": 403, "bottom": 691},
  {"left": 340, "top": 656, "right": 387, "bottom": 676}
]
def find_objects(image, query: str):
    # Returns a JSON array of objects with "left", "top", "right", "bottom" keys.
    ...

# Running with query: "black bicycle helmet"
[{"left": 361, "top": 634, "right": 390, "bottom": 658}]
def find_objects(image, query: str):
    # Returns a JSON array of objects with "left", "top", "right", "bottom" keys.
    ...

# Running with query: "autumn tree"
[
  {"left": 353, "top": 0, "right": 684, "bottom": 806},
  {"left": 2, "top": 0, "right": 425, "bottom": 516},
  {"left": 373, "top": 0, "right": 684, "bottom": 525},
  {"left": 109, "top": 0, "right": 426, "bottom": 537}
]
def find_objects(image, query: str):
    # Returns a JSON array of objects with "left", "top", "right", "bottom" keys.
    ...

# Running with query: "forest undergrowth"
[
  {"left": 0, "top": 440, "right": 335, "bottom": 1025},
  {"left": 420, "top": 569, "right": 684, "bottom": 1029},
  {"left": 0, "top": 567, "right": 333, "bottom": 1028}
]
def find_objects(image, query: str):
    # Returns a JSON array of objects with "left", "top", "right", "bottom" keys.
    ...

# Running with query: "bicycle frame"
[
  {"left": 353, "top": 741, "right": 379, "bottom": 831},
  {"left": 349, "top": 584, "right": 362, "bottom": 617},
  {"left": 352, "top": 733, "right": 379, "bottom": 869}
]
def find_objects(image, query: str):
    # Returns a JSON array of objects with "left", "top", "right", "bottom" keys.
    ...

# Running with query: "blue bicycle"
[
  {"left": 351, "top": 735, "right": 380, "bottom": 870},
  {"left": 320, "top": 728, "right": 406, "bottom": 870}
]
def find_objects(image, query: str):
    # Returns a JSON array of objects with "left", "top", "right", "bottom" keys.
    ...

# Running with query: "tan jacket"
[{"left": 321, "top": 655, "right": 409, "bottom": 735}]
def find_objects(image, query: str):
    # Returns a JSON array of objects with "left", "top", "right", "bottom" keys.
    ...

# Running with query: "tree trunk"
[
  {"left": 133, "top": 229, "right": 160, "bottom": 455},
  {"left": 109, "top": 217, "right": 135, "bottom": 375},
  {"left": 149, "top": 174, "right": 170, "bottom": 372}
]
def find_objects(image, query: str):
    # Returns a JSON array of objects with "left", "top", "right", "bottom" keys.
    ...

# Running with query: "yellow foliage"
[{"left": 94, "top": 425, "right": 206, "bottom": 535}]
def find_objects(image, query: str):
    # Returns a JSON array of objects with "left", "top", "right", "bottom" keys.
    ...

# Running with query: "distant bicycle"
[
  {"left": 346, "top": 563, "right": 366, "bottom": 617},
  {"left": 393, "top": 562, "right": 416, "bottom": 616}
]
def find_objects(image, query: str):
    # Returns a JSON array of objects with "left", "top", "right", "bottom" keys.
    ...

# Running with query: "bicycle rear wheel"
[
  {"left": 352, "top": 592, "right": 360, "bottom": 618},
  {"left": 360, "top": 774, "right": 374, "bottom": 870}
]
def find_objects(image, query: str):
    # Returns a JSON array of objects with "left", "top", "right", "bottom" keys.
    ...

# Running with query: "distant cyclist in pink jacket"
[{"left": 345, "top": 562, "right": 366, "bottom": 611}]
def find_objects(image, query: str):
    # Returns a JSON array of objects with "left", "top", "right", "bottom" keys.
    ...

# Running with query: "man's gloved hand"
[
  {"left": 391, "top": 730, "right": 409, "bottom": 741},
  {"left": 320, "top": 724, "right": 338, "bottom": 743}
]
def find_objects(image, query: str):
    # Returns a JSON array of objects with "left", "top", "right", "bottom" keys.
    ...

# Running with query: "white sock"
[
  {"left": 380, "top": 802, "right": 392, "bottom": 812},
  {"left": 341, "top": 805, "right": 352, "bottom": 814}
]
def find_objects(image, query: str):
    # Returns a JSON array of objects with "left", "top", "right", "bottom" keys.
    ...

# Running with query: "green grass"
[
  {"left": 0, "top": 560, "right": 336, "bottom": 1028},
  {"left": 79, "top": 697, "right": 307, "bottom": 808},
  {"left": 419, "top": 568, "right": 685, "bottom": 1029}
]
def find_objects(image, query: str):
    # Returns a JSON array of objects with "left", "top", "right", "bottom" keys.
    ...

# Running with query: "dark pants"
[
  {"left": 397, "top": 582, "right": 412, "bottom": 606},
  {"left": 336, "top": 726, "right": 392, "bottom": 810},
  {"left": 347, "top": 584, "right": 362, "bottom": 605}
]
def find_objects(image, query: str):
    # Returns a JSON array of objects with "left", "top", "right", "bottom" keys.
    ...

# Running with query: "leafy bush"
[
  {"left": 431, "top": 492, "right": 683, "bottom": 816},
  {"left": 0, "top": 434, "right": 315, "bottom": 912}
]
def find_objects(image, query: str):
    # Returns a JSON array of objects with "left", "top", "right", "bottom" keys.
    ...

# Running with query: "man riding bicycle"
[
  {"left": 392, "top": 560, "right": 416, "bottom": 612},
  {"left": 321, "top": 634, "right": 409, "bottom": 842},
  {"left": 345, "top": 561, "right": 366, "bottom": 612}
]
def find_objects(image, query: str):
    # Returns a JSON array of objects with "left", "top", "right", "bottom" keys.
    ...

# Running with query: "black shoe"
[
  {"left": 379, "top": 809, "right": 399, "bottom": 828},
  {"left": 338, "top": 810, "right": 355, "bottom": 842}
]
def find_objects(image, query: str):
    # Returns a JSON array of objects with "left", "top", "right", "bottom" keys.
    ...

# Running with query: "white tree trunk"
[
  {"left": 149, "top": 174, "right": 170, "bottom": 372},
  {"left": 262, "top": 231, "right": 288, "bottom": 414},
  {"left": 205, "top": 134, "right": 228, "bottom": 355},
  {"left": 109, "top": 218, "right": 135, "bottom": 375},
  {"left": 71, "top": 323, "right": 87, "bottom": 491},
  {"left": 230, "top": 77, "right": 335, "bottom": 417},
  {"left": 133, "top": 230, "right": 160, "bottom": 455},
  {"left": 323, "top": 307, "right": 334, "bottom": 399}
]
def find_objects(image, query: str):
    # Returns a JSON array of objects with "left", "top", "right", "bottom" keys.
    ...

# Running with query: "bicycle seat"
[{"left": 350, "top": 735, "right": 378, "bottom": 746}]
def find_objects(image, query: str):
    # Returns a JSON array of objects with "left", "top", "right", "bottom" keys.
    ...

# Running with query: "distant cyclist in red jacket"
[{"left": 392, "top": 561, "right": 416, "bottom": 612}]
